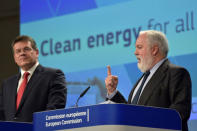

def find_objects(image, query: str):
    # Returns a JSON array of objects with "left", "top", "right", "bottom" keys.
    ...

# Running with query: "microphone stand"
[{"left": 75, "top": 86, "right": 90, "bottom": 107}]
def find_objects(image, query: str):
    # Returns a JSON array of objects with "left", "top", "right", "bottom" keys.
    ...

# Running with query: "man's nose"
[
  {"left": 134, "top": 49, "right": 137, "bottom": 56},
  {"left": 19, "top": 50, "right": 27, "bottom": 55}
]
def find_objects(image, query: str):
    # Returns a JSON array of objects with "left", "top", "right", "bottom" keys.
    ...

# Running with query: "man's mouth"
[
  {"left": 19, "top": 56, "right": 28, "bottom": 61},
  {"left": 137, "top": 57, "right": 141, "bottom": 63}
]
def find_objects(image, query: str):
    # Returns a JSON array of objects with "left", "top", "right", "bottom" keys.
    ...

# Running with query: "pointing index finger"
[{"left": 107, "top": 65, "right": 111, "bottom": 76}]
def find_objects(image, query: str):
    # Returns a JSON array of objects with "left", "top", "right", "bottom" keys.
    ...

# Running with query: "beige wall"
[{"left": 0, "top": 0, "right": 19, "bottom": 85}]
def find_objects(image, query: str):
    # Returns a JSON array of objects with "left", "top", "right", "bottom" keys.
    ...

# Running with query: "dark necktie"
[
  {"left": 16, "top": 72, "right": 30, "bottom": 109},
  {"left": 131, "top": 71, "right": 150, "bottom": 104}
]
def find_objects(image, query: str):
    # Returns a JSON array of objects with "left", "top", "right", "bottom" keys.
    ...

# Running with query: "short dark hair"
[{"left": 12, "top": 35, "right": 38, "bottom": 51}]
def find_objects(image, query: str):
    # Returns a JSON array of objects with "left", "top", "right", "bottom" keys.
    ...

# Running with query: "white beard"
[{"left": 137, "top": 53, "right": 154, "bottom": 73}]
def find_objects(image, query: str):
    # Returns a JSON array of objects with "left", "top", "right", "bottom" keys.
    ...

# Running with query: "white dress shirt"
[
  {"left": 17, "top": 62, "right": 39, "bottom": 92},
  {"left": 131, "top": 58, "right": 167, "bottom": 102}
]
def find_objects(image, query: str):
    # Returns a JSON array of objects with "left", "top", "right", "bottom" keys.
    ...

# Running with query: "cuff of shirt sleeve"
[{"left": 106, "top": 90, "right": 118, "bottom": 99}]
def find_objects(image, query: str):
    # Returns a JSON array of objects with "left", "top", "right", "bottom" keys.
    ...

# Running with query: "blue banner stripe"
[{"left": 20, "top": 0, "right": 98, "bottom": 23}]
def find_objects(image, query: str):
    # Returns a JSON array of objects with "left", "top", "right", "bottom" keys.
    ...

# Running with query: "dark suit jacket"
[
  {"left": 0, "top": 65, "right": 67, "bottom": 122},
  {"left": 108, "top": 59, "right": 192, "bottom": 131}
]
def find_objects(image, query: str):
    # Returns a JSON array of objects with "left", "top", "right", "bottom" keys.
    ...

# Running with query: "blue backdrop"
[{"left": 20, "top": 0, "right": 197, "bottom": 130}]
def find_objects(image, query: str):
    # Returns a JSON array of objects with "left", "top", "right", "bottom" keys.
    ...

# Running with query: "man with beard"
[{"left": 105, "top": 30, "right": 191, "bottom": 131}]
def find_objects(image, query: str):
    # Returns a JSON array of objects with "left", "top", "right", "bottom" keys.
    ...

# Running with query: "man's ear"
[{"left": 152, "top": 45, "right": 159, "bottom": 56}]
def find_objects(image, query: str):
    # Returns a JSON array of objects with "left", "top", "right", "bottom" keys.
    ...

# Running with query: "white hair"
[{"left": 140, "top": 30, "right": 169, "bottom": 57}]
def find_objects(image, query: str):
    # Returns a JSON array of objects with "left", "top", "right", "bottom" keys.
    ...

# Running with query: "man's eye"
[
  {"left": 15, "top": 50, "right": 21, "bottom": 54},
  {"left": 137, "top": 46, "right": 142, "bottom": 49},
  {"left": 24, "top": 47, "right": 31, "bottom": 51}
]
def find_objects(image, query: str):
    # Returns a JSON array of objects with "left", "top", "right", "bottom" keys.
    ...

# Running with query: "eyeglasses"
[{"left": 14, "top": 47, "right": 33, "bottom": 54}]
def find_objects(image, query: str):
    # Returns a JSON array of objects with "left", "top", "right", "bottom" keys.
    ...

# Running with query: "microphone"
[{"left": 75, "top": 86, "right": 91, "bottom": 107}]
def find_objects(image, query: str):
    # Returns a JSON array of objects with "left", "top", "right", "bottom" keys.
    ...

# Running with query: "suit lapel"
[
  {"left": 128, "top": 75, "right": 143, "bottom": 104},
  {"left": 138, "top": 60, "right": 169, "bottom": 105},
  {"left": 16, "top": 65, "right": 43, "bottom": 111},
  {"left": 10, "top": 74, "right": 20, "bottom": 112}
]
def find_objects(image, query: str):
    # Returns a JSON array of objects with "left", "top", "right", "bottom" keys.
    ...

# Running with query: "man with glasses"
[{"left": 0, "top": 35, "right": 67, "bottom": 122}]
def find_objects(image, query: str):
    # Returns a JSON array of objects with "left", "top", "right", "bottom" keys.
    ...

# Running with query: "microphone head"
[
  {"left": 75, "top": 86, "right": 91, "bottom": 107},
  {"left": 80, "top": 86, "right": 90, "bottom": 97}
]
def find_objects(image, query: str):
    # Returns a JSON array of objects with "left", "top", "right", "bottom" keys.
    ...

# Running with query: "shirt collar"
[
  {"left": 149, "top": 58, "right": 167, "bottom": 74},
  {"left": 20, "top": 62, "right": 39, "bottom": 77}
]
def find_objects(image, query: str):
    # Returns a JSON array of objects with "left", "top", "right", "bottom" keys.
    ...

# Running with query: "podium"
[
  {"left": 33, "top": 104, "right": 182, "bottom": 131},
  {"left": 0, "top": 121, "right": 32, "bottom": 131}
]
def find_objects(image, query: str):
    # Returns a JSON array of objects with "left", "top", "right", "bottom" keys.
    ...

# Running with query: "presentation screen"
[{"left": 20, "top": 0, "right": 196, "bottom": 130}]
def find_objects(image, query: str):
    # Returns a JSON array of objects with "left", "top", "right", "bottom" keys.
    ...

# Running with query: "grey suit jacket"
[
  {"left": 0, "top": 65, "right": 67, "bottom": 122},
  {"left": 109, "top": 59, "right": 191, "bottom": 131}
]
